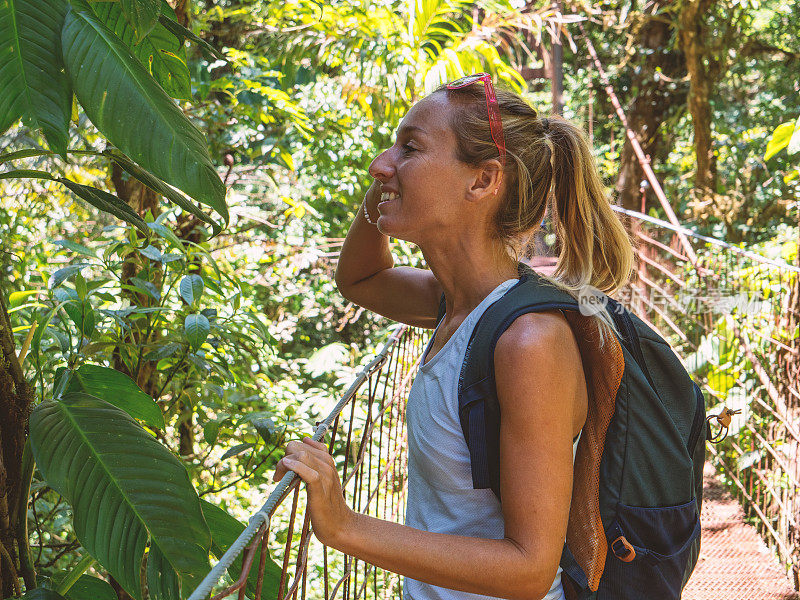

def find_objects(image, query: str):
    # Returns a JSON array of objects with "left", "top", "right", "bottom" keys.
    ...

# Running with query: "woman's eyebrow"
[{"left": 396, "top": 124, "right": 426, "bottom": 138}]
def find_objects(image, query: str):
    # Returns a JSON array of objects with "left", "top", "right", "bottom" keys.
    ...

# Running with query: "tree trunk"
[
  {"left": 0, "top": 286, "right": 36, "bottom": 598},
  {"left": 677, "top": 0, "right": 717, "bottom": 201},
  {"left": 615, "top": 8, "right": 688, "bottom": 213},
  {"left": 110, "top": 165, "right": 164, "bottom": 398}
]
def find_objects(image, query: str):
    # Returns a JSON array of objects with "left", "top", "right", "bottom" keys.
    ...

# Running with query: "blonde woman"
[{"left": 273, "top": 74, "right": 633, "bottom": 600}]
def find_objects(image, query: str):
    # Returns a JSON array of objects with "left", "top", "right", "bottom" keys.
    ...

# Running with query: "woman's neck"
[{"left": 421, "top": 241, "right": 519, "bottom": 321}]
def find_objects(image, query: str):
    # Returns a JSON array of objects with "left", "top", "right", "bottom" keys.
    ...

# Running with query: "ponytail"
[{"left": 545, "top": 115, "right": 634, "bottom": 347}]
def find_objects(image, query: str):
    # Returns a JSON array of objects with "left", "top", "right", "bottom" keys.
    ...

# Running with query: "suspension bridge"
[
  {"left": 184, "top": 20, "right": 798, "bottom": 600},
  {"left": 181, "top": 206, "right": 800, "bottom": 600}
]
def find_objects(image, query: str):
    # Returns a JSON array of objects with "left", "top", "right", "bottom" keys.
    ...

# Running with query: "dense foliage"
[{"left": 1, "top": 0, "right": 798, "bottom": 598}]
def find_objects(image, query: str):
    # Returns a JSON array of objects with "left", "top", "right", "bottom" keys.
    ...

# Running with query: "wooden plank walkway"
[{"left": 683, "top": 462, "right": 798, "bottom": 599}]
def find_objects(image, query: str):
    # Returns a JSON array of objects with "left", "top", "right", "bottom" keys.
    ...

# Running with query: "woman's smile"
[{"left": 378, "top": 191, "right": 401, "bottom": 208}]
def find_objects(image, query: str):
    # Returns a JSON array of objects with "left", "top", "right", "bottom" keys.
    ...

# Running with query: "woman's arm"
[
  {"left": 274, "top": 311, "right": 583, "bottom": 600},
  {"left": 334, "top": 179, "right": 393, "bottom": 290},
  {"left": 333, "top": 179, "right": 444, "bottom": 328}
]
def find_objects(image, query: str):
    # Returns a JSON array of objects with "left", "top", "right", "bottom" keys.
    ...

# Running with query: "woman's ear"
[{"left": 466, "top": 159, "right": 503, "bottom": 202}]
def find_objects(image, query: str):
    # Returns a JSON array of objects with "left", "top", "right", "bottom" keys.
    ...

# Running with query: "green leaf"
[
  {"left": 200, "top": 500, "right": 282, "bottom": 600},
  {"left": 143, "top": 341, "right": 181, "bottom": 361},
  {"left": 61, "top": 6, "right": 228, "bottom": 225},
  {"left": 128, "top": 277, "right": 161, "bottom": 302},
  {"left": 179, "top": 274, "right": 204, "bottom": 305},
  {"left": 61, "top": 364, "right": 165, "bottom": 429},
  {"left": 146, "top": 542, "right": 180, "bottom": 600},
  {"left": 0, "top": 168, "right": 55, "bottom": 180},
  {"left": 184, "top": 313, "right": 209, "bottom": 351},
  {"left": 74, "top": 272, "right": 87, "bottom": 299},
  {"left": 29, "top": 393, "right": 211, "bottom": 600},
  {"left": 0, "top": 0, "right": 72, "bottom": 155},
  {"left": 157, "top": 15, "right": 226, "bottom": 62},
  {"left": 63, "top": 299, "right": 95, "bottom": 337},
  {"left": 139, "top": 244, "right": 163, "bottom": 262},
  {"left": 765, "top": 121, "right": 796, "bottom": 161},
  {"left": 252, "top": 417, "right": 281, "bottom": 445},
  {"left": 9, "top": 289, "right": 38, "bottom": 307},
  {"left": 58, "top": 178, "right": 150, "bottom": 235},
  {"left": 105, "top": 149, "right": 220, "bottom": 236},
  {"left": 146, "top": 221, "right": 183, "bottom": 249},
  {"left": 49, "top": 264, "right": 89, "bottom": 289},
  {"left": 54, "top": 239, "right": 96, "bottom": 258},
  {"left": 202, "top": 420, "right": 220, "bottom": 445},
  {"left": 92, "top": 2, "right": 190, "bottom": 99},
  {"left": 55, "top": 574, "right": 117, "bottom": 600},
  {"left": 20, "top": 589, "right": 69, "bottom": 600},
  {"left": 220, "top": 442, "right": 251, "bottom": 460},
  {"left": 119, "top": 0, "right": 160, "bottom": 41}
]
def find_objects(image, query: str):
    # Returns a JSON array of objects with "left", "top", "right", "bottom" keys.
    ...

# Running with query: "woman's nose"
[{"left": 368, "top": 149, "right": 394, "bottom": 182}]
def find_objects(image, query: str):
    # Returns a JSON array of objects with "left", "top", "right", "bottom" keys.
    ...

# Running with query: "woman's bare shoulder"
[
  {"left": 493, "top": 310, "right": 587, "bottom": 435},
  {"left": 494, "top": 310, "right": 577, "bottom": 358}
]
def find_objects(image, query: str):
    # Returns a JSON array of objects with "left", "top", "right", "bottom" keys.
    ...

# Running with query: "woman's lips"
[{"left": 378, "top": 191, "right": 400, "bottom": 207}]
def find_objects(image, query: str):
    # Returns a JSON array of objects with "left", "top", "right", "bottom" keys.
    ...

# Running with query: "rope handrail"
[
  {"left": 613, "top": 205, "right": 800, "bottom": 273},
  {"left": 187, "top": 323, "right": 409, "bottom": 600}
]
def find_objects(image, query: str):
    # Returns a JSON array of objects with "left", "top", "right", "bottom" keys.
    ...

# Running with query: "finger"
[
  {"left": 286, "top": 440, "right": 303, "bottom": 452},
  {"left": 302, "top": 438, "right": 336, "bottom": 467},
  {"left": 282, "top": 458, "right": 319, "bottom": 484},
  {"left": 302, "top": 437, "right": 328, "bottom": 450},
  {"left": 273, "top": 455, "right": 303, "bottom": 482}
]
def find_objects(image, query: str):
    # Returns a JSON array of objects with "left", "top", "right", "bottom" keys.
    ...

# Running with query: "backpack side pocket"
[{"left": 600, "top": 499, "right": 701, "bottom": 599}]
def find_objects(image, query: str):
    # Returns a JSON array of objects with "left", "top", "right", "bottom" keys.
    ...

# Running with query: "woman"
[{"left": 272, "top": 74, "right": 633, "bottom": 600}]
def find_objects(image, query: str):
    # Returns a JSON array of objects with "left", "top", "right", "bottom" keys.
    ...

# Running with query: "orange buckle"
[{"left": 611, "top": 536, "right": 636, "bottom": 562}]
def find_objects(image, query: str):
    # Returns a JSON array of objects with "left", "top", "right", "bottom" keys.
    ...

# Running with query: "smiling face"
[{"left": 367, "top": 93, "right": 499, "bottom": 246}]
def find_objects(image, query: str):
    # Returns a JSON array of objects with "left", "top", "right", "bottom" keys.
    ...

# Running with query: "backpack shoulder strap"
[{"left": 457, "top": 263, "right": 581, "bottom": 498}]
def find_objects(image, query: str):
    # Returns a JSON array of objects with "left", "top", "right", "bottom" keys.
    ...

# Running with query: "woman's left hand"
[{"left": 272, "top": 437, "right": 355, "bottom": 547}]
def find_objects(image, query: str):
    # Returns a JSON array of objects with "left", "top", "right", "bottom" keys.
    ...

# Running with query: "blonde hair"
[{"left": 434, "top": 82, "right": 634, "bottom": 347}]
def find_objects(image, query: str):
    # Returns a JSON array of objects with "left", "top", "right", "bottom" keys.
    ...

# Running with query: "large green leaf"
[
  {"left": 29, "top": 393, "right": 212, "bottom": 600},
  {"left": 59, "top": 364, "right": 165, "bottom": 429},
  {"left": 119, "top": 0, "right": 160, "bottom": 42},
  {"left": 58, "top": 178, "right": 150, "bottom": 234},
  {"left": 157, "top": 15, "right": 226, "bottom": 62},
  {"left": 92, "top": 2, "right": 190, "bottom": 99},
  {"left": 200, "top": 500, "right": 283, "bottom": 600},
  {"left": 53, "top": 574, "right": 117, "bottom": 600},
  {"left": 104, "top": 149, "right": 220, "bottom": 236},
  {"left": 146, "top": 543, "right": 180, "bottom": 600},
  {"left": 20, "top": 589, "right": 69, "bottom": 600},
  {"left": 61, "top": 5, "right": 228, "bottom": 225},
  {"left": 0, "top": 0, "right": 72, "bottom": 154}
]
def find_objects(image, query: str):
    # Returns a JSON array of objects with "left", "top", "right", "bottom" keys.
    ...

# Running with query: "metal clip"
[{"left": 706, "top": 407, "right": 742, "bottom": 443}]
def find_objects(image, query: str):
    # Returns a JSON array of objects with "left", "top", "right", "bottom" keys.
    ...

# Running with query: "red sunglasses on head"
[{"left": 446, "top": 73, "right": 506, "bottom": 167}]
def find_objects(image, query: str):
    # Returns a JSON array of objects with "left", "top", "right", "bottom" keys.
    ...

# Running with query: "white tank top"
[{"left": 403, "top": 277, "right": 580, "bottom": 600}]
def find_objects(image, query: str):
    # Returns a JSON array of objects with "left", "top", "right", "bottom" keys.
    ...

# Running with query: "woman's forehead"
[{"left": 397, "top": 94, "right": 452, "bottom": 139}]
